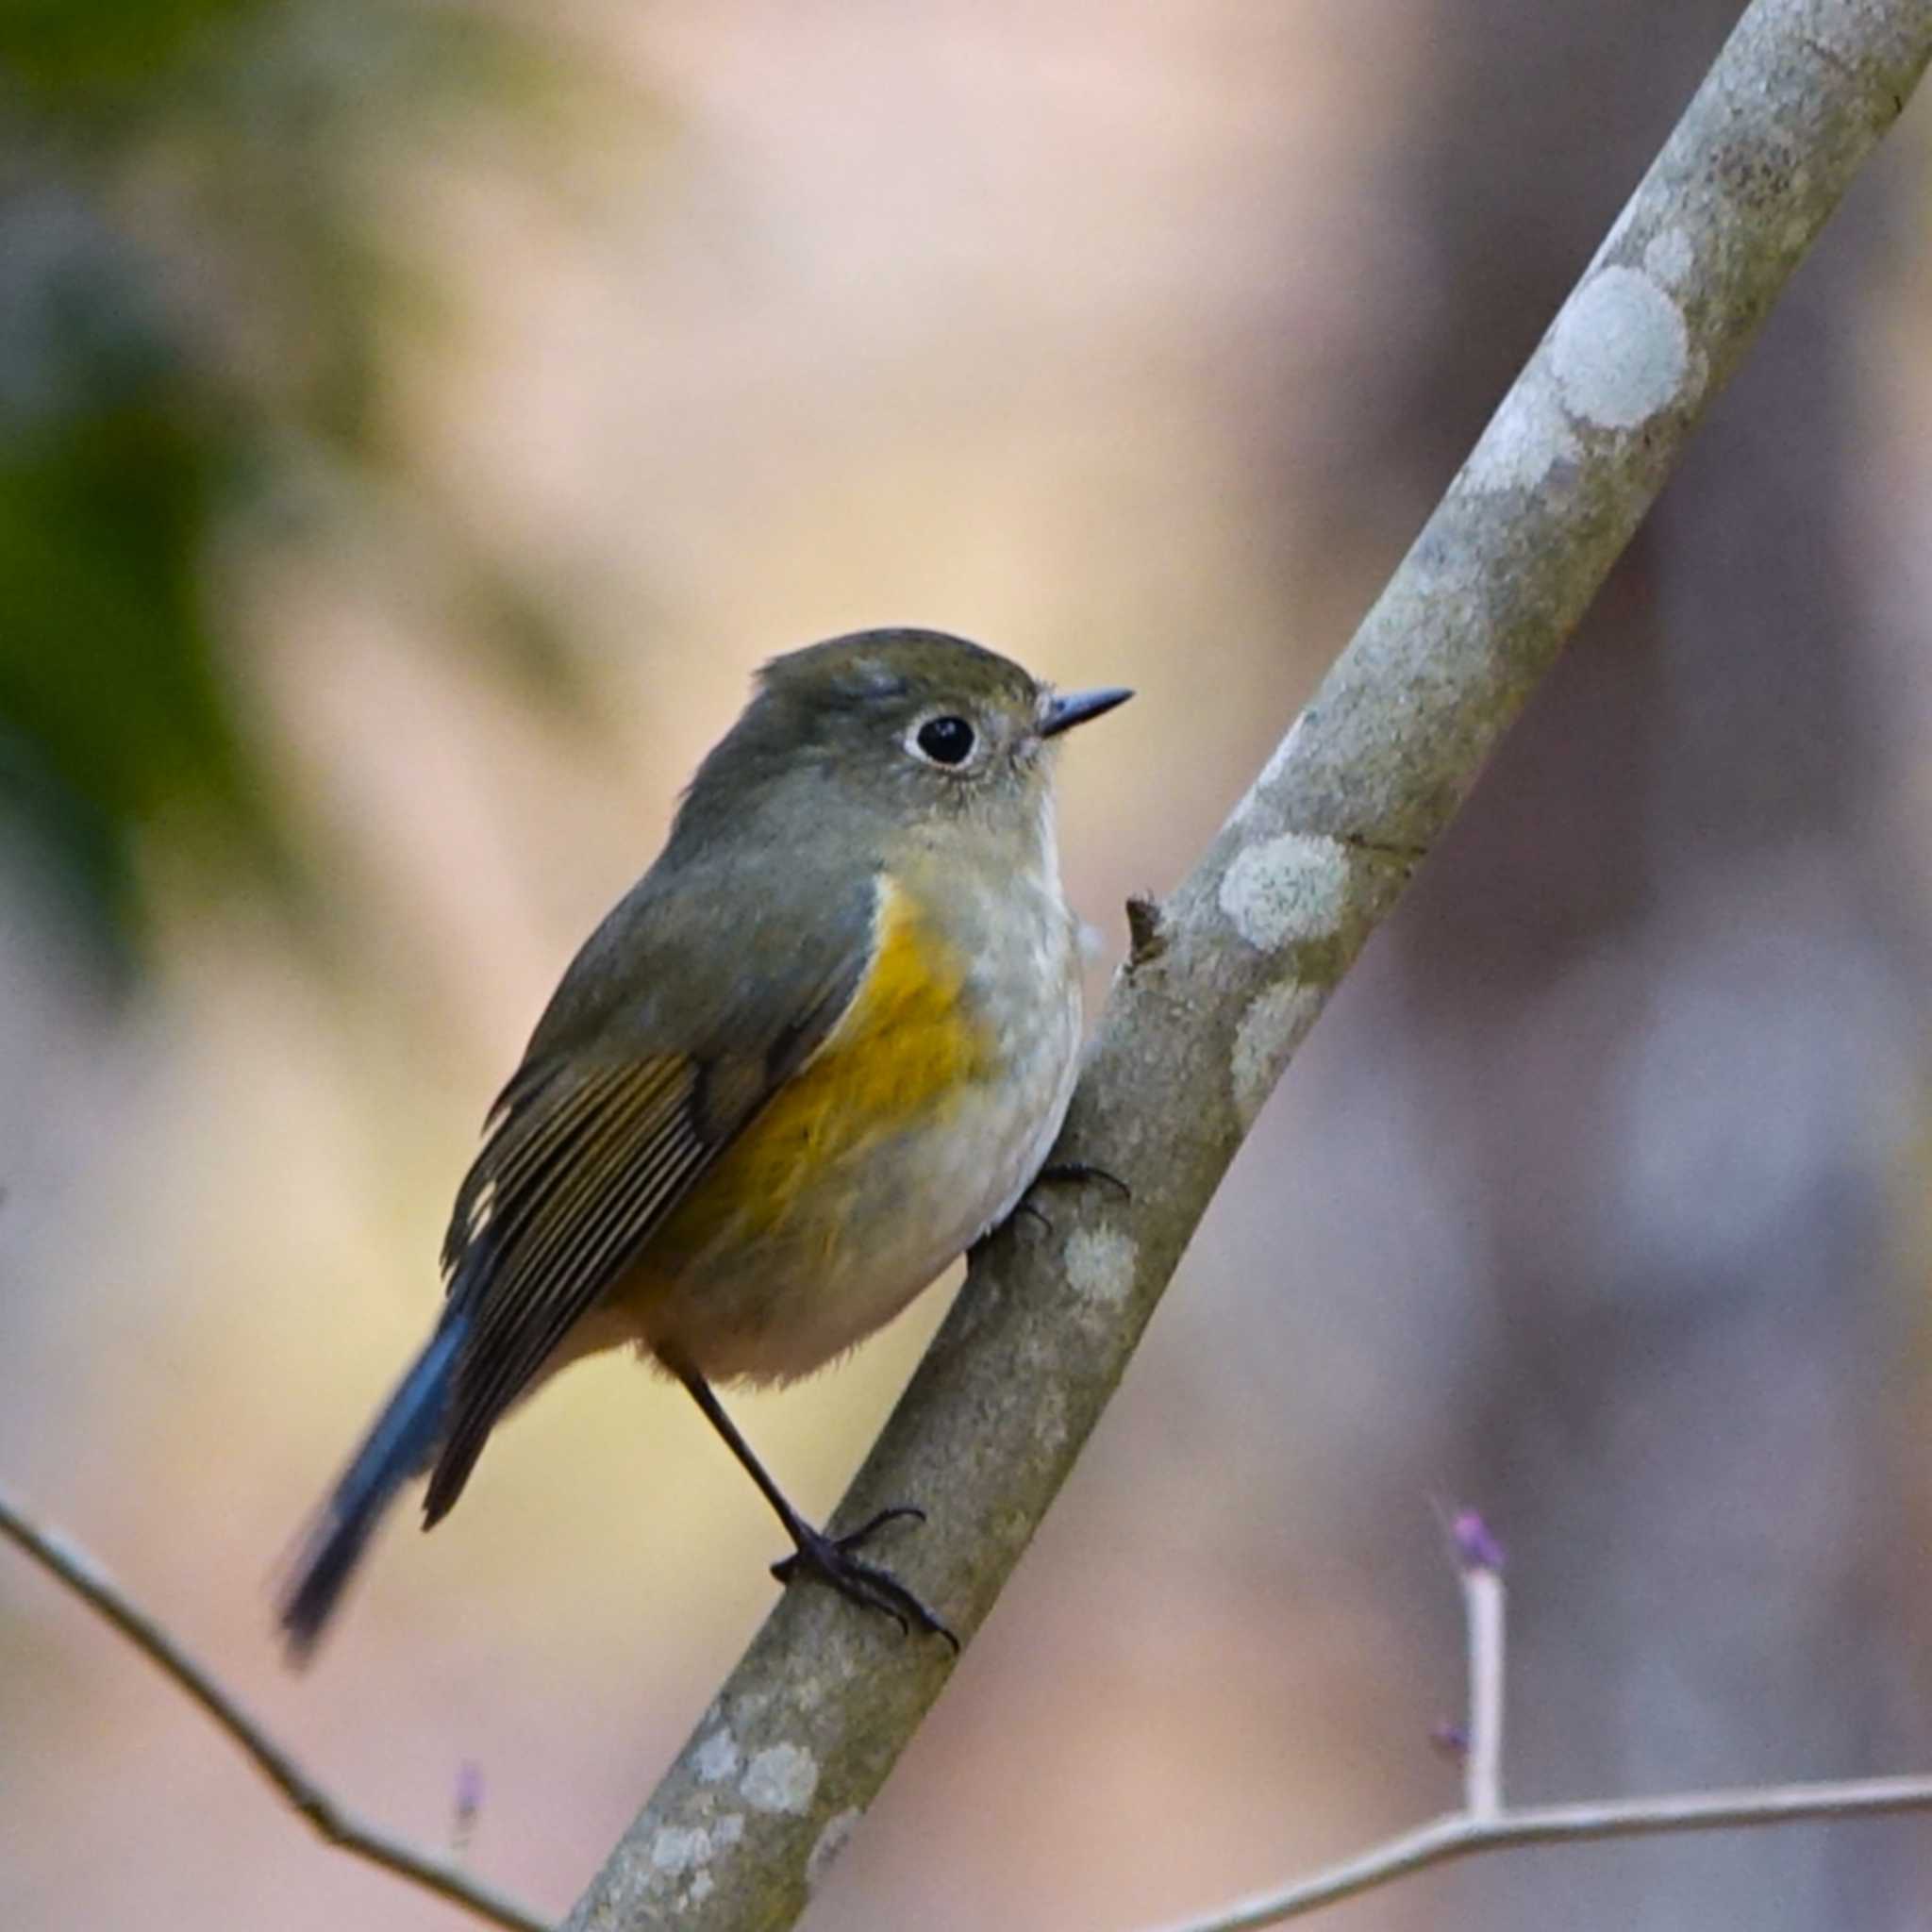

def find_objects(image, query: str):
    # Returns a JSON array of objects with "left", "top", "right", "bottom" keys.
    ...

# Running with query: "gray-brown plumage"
[{"left": 280, "top": 629, "right": 1128, "bottom": 1656}]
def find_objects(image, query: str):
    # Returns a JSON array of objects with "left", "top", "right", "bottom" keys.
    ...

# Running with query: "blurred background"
[{"left": 5, "top": 2, "right": 1932, "bottom": 1927}]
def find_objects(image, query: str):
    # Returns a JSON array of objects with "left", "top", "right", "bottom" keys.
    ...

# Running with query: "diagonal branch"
[
  {"left": 0, "top": 1484, "right": 551, "bottom": 1932},
  {"left": 563, "top": 4, "right": 1932, "bottom": 1926}
]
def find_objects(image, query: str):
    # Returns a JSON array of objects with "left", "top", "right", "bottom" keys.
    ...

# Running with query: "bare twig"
[
  {"left": 1450, "top": 1510, "right": 1506, "bottom": 1819},
  {"left": 560, "top": 6, "right": 1932, "bottom": 1927},
  {"left": 1153, "top": 1512, "right": 1932, "bottom": 1931},
  {"left": 1148, "top": 1775, "right": 1932, "bottom": 1932},
  {"left": 19, "top": 1475, "right": 1932, "bottom": 1932},
  {"left": 0, "top": 1483, "right": 553, "bottom": 1932}
]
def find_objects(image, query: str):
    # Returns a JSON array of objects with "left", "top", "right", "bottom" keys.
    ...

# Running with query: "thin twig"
[
  {"left": 1146, "top": 1774, "right": 1932, "bottom": 1932},
  {"left": 1152, "top": 1508, "right": 1932, "bottom": 1931},
  {"left": 1452, "top": 1511, "right": 1505, "bottom": 1819},
  {"left": 0, "top": 1482, "right": 553, "bottom": 1932}
]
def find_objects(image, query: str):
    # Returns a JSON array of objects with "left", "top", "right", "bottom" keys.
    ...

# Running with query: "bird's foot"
[
  {"left": 1036, "top": 1158, "right": 1130, "bottom": 1202},
  {"left": 772, "top": 1507, "right": 958, "bottom": 1650},
  {"left": 1008, "top": 1159, "right": 1130, "bottom": 1240},
  {"left": 1012, "top": 1199, "right": 1053, "bottom": 1236}
]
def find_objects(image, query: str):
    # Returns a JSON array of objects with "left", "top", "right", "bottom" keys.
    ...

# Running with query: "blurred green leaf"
[
  {"left": 0, "top": 0, "right": 613, "bottom": 970},
  {"left": 0, "top": 0, "right": 257, "bottom": 111},
  {"left": 0, "top": 176, "right": 278, "bottom": 971}
]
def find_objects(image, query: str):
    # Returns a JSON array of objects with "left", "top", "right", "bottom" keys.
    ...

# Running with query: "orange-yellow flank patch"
[{"left": 663, "top": 874, "right": 993, "bottom": 1248}]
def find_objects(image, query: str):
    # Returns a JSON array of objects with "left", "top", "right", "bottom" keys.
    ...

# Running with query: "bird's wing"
[{"left": 422, "top": 865, "right": 877, "bottom": 1523}]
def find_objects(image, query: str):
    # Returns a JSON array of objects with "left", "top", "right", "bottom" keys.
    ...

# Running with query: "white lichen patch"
[
  {"left": 1064, "top": 1223, "right": 1136, "bottom": 1308},
  {"left": 807, "top": 1808, "right": 865, "bottom": 1893},
  {"left": 1466, "top": 367, "right": 1580, "bottom": 492},
  {"left": 741, "top": 1742, "right": 819, "bottom": 1815},
  {"left": 1550, "top": 267, "right": 1688, "bottom": 430},
  {"left": 650, "top": 1825, "right": 713, "bottom": 1877},
  {"left": 649, "top": 1814, "right": 743, "bottom": 1910},
  {"left": 1642, "top": 226, "right": 1692, "bottom": 288},
  {"left": 693, "top": 1728, "right": 741, "bottom": 1784},
  {"left": 1231, "top": 982, "right": 1324, "bottom": 1128},
  {"left": 1218, "top": 833, "right": 1352, "bottom": 951}
]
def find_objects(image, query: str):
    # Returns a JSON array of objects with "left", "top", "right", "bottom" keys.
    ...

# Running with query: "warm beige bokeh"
[{"left": 7, "top": 5, "right": 1932, "bottom": 1930}]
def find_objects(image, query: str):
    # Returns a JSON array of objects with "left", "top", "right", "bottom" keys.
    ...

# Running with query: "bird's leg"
[{"left": 675, "top": 1365, "right": 958, "bottom": 1649}]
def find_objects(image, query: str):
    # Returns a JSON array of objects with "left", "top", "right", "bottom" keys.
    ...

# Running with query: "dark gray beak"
[{"left": 1041, "top": 686, "right": 1133, "bottom": 738}]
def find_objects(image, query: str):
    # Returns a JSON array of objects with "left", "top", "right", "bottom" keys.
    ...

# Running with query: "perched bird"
[{"left": 279, "top": 628, "right": 1129, "bottom": 1657}]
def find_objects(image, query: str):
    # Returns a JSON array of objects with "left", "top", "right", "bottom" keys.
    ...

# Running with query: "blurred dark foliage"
[{"left": 0, "top": 0, "right": 584, "bottom": 972}]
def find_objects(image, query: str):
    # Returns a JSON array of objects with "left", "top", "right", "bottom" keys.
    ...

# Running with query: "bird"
[{"left": 278, "top": 627, "right": 1130, "bottom": 1657}]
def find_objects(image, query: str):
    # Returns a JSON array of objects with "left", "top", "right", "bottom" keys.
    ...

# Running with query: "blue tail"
[{"left": 278, "top": 1314, "right": 467, "bottom": 1662}]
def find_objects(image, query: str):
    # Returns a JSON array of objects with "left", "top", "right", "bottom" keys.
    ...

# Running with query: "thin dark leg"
[{"left": 675, "top": 1365, "right": 958, "bottom": 1648}]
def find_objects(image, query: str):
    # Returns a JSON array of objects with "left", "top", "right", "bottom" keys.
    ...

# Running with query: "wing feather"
[
  {"left": 421, "top": 880, "right": 876, "bottom": 1524},
  {"left": 441, "top": 1059, "right": 636, "bottom": 1275},
  {"left": 425, "top": 1058, "right": 710, "bottom": 1522},
  {"left": 460, "top": 1071, "right": 704, "bottom": 1409}
]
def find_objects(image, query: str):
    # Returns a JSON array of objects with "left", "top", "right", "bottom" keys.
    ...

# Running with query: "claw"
[
  {"left": 1035, "top": 1158, "right": 1131, "bottom": 1202},
  {"left": 772, "top": 1507, "right": 958, "bottom": 1650}
]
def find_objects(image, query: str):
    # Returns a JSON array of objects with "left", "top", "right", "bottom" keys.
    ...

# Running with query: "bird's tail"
[{"left": 277, "top": 1314, "right": 467, "bottom": 1662}]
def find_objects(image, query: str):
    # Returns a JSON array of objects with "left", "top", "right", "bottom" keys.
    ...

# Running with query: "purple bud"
[
  {"left": 1451, "top": 1508, "right": 1505, "bottom": 1574},
  {"left": 1430, "top": 1721, "right": 1470, "bottom": 1759},
  {"left": 455, "top": 1759, "right": 484, "bottom": 1836}
]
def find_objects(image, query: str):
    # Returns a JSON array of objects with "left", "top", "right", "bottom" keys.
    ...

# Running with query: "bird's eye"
[{"left": 913, "top": 715, "right": 976, "bottom": 766}]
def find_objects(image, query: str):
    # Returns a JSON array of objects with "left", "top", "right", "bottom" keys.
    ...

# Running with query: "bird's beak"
[{"left": 1040, "top": 686, "right": 1133, "bottom": 738}]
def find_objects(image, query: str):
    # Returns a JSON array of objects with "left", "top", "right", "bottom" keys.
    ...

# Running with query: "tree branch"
[
  {"left": 546, "top": 1, "right": 1932, "bottom": 1923},
  {"left": 1153, "top": 1512, "right": 1932, "bottom": 1931},
  {"left": 21, "top": 1474, "right": 1932, "bottom": 1932},
  {"left": 1154, "top": 1776, "right": 1932, "bottom": 1928},
  {"left": 0, "top": 1483, "right": 551, "bottom": 1932}
]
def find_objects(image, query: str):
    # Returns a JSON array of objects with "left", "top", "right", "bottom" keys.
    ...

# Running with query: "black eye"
[{"left": 915, "top": 715, "right": 976, "bottom": 765}]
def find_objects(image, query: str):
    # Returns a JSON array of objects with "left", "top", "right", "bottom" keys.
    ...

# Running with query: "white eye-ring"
[{"left": 906, "top": 712, "right": 978, "bottom": 768}]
